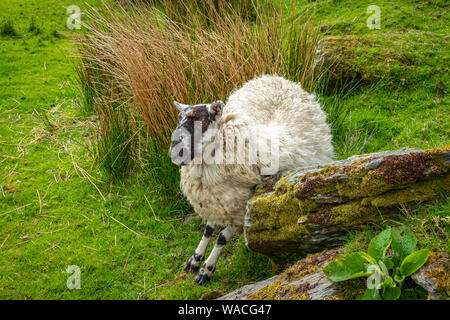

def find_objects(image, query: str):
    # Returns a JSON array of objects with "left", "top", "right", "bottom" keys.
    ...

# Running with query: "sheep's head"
[{"left": 169, "top": 100, "right": 224, "bottom": 166}]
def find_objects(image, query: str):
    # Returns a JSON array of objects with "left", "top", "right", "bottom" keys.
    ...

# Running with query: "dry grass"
[
  {"left": 76, "top": 0, "right": 324, "bottom": 180},
  {"left": 117, "top": 0, "right": 257, "bottom": 23}
]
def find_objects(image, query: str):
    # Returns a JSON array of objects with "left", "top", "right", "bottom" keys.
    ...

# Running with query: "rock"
[
  {"left": 219, "top": 248, "right": 449, "bottom": 300},
  {"left": 218, "top": 249, "right": 365, "bottom": 300},
  {"left": 199, "top": 290, "right": 224, "bottom": 300},
  {"left": 217, "top": 276, "right": 280, "bottom": 300},
  {"left": 412, "top": 251, "right": 450, "bottom": 300},
  {"left": 244, "top": 147, "right": 450, "bottom": 266}
]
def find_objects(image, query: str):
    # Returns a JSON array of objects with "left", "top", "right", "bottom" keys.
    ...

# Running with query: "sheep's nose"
[
  {"left": 169, "top": 141, "right": 186, "bottom": 166},
  {"left": 170, "top": 138, "right": 181, "bottom": 150}
]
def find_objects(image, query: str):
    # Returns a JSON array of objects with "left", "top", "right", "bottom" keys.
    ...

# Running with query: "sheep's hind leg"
[
  {"left": 195, "top": 225, "right": 241, "bottom": 285},
  {"left": 184, "top": 222, "right": 215, "bottom": 273}
]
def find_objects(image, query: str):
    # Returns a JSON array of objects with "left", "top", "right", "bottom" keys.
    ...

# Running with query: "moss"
[
  {"left": 245, "top": 147, "right": 449, "bottom": 265},
  {"left": 316, "top": 31, "right": 449, "bottom": 90},
  {"left": 304, "top": 201, "right": 381, "bottom": 227},
  {"left": 307, "top": 200, "right": 395, "bottom": 227},
  {"left": 423, "top": 251, "right": 450, "bottom": 295},
  {"left": 368, "top": 177, "right": 450, "bottom": 207},
  {"left": 333, "top": 159, "right": 412, "bottom": 199},
  {"left": 246, "top": 188, "right": 315, "bottom": 235},
  {"left": 248, "top": 249, "right": 340, "bottom": 300},
  {"left": 297, "top": 215, "right": 308, "bottom": 224},
  {"left": 330, "top": 202, "right": 381, "bottom": 226},
  {"left": 424, "top": 147, "right": 450, "bottom": 174},
  {"left": 247, "top": 249, "right": 369, "bottom": 300},
  {"left": 283, "top": 248, "right": 340, "bottom": 281},
  {"left": 326, "top": 278, "right": 366, "bottom": 300},
  {"left": 199, "top": 291, "right": 223, "bottom": 300},
  {"left": 247, "top": 279, "right": 311, "bottom": 300}
]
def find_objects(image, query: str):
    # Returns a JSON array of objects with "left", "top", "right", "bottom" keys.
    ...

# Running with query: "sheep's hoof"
[
  {"left": 195, "top": 270, "right": 211, "bottom": 285},
  {"left": 184, "top": 261, "right": 200, "bottom": 273},
  {"left": 184, "top": 253, "right": 203, "bottom": 273}
]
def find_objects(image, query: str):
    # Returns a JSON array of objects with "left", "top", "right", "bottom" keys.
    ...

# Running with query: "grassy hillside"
[
  {"left": 290, "top": 0, "right": 449, "bottom": 156},
  {"left": 0, "top": 0, "right": 448, "bottom": 299}
]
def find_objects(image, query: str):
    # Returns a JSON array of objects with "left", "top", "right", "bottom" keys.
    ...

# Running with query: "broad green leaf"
[
  {"left": 382, "top": 285, "right": 401, "bottom": 300},
  {"left": 357, "top": 288, "right": 382, "bottom": 300},
  {"left": 323, "top": 252, "right": 370, "bottom": 282},
  {"left": 368, "top": 228, "right": 392, "bottom": 262},
  {"left": 391, "top": 226, "right": 417, "bottom": 265},
  {"left": 384, "top": 257, "right": 394, "bottom": 270},
  {"left": 359, "top": 251, "right": 376, "bottom": 264},
  {"left": 400, "top": 249, "right": 429, "bottom": 277}
]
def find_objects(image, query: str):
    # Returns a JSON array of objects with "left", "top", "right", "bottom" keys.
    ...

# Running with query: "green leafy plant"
[{"left": 323, "top": 226, "right": 429, "bottom": 300}]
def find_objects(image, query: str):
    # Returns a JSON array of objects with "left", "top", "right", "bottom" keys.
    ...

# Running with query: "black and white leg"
[
  {"left": 184, "top": 222, "right": 215, "bottom": 273},
  {"left": 195, "top": 225, "right": 241, "bottom": 285}
]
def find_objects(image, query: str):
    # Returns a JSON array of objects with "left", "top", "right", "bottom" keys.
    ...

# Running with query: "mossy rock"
[
  {"left": 314, "top": 31, "right": 449, "bottom": 91},
  {"left": 412, "top": 251, "right": 450, "bottom": 300},
  {"left": 219, "top": 248, "right": 448, "bottom": 300},
  {"left": 244, "top": 147, "right": 450, "bottom": 267},
  {"left": 218, "top": 248, "right": 366, "bottom": 300}
]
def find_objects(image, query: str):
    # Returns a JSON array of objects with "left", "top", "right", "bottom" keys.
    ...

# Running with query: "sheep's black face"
[{"left": 169, "top": 101, "right": 224, "bottom": 166}]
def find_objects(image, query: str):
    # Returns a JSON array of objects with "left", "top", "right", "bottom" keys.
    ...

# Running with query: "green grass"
[
  {"left": 294, "top": 0, "right": 449, "bottom": 155},
  {"left": 341, "top": 193, "right": 449, "bottom": 261},
  {"left": 0, "top": 19, "right": 18, "bottom": 36},
  {"left": 0, "top": 0, "right": 448, "bottom": 299}
]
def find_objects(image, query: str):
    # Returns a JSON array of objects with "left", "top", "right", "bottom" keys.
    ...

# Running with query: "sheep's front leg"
[
  {"left": 195, "top": 225, "right": 241, "bottom": 285},
  {"left": 184, "top": 222, "right": 215, "bottom": 273}
]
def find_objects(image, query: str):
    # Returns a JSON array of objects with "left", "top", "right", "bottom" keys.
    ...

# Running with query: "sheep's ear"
[
  {"left": 207, "top": 100, "right": 224, "bottom": 120},
  {"left": 174, "top": 101, "right": 189, "bottom": 112}
]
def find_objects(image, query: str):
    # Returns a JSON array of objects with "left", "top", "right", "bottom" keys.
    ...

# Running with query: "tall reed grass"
[{"left": 117, "top": 0, "right": 258, "bottom": 23}]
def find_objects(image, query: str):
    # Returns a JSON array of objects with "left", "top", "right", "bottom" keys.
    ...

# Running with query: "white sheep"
[{"left": 169, "top": 75, "right": 334, "bottom": 284}]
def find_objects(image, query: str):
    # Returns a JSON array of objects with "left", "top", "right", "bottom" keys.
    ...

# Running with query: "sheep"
[{"left": 169, "top": 75, "right": 334, "bottom": 284}]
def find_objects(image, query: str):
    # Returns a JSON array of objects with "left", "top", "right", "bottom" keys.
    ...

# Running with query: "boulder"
[{"left": 244, "top": 147, "right": 449, "bottom": 266}]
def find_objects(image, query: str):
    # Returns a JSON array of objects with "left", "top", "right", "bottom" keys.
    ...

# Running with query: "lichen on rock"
[
  {"left": 218, "top": 248, "right": 448, "bottom": 300},
  {"left": 218, "top": 248, "right": 365, "bottom": 300},
  {"left": 244, "top": 147, "right": 450, "bottom": 266},
  {"left": 412, "top": 251, "right": 450, "bottom": 300}
]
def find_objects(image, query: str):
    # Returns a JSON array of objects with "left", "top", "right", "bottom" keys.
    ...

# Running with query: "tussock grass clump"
[
  {"left": 28, "top": 17, "right": 41, "bottom": 35},
  {"left": 0, "top": 19, "right": 18, "bottom": 37},
  {"left": 77, "top": 1, "right": 325, "bottom": 185},
  {"left": 318, "top": 81, "right": 376, "bottom": 159},
  {"left": 117, "top": 0, "right": 257, "bottom": 23},
  {"left": 94, "top": 98, "right": 138, "bottom": 181}
]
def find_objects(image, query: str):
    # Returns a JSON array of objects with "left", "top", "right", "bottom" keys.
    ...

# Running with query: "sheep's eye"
[{"left": 185, "top": 108, "right": 198, "bottom": 118}]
